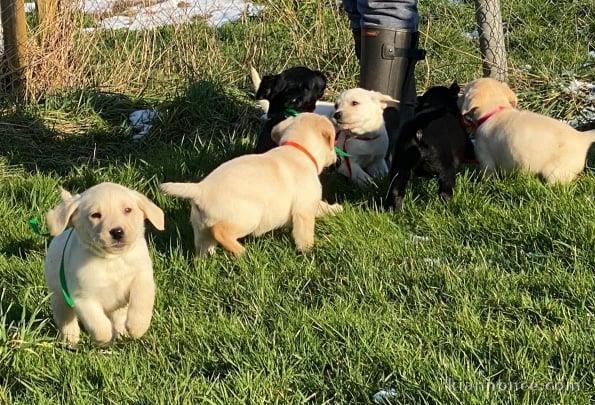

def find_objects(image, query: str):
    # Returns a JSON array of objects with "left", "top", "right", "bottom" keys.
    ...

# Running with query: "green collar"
[
  {"left": 335, "top": 146, "right": 350, "bottom": 158},
  {"left": 283, "top": 107, "right": 299, "bottom": 117},
  {"left": 29, "top": 217, "right": 75, "bottom": 308},
  {"left": 60, "top": 229, "right": 76, "bottom": 308}
]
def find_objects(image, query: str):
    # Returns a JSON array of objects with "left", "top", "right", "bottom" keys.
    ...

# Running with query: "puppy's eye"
[
  {"left": 124, "top": 207, "right": 132, "bottom": 214},
  {"left": 90, "top": 213, "right": 102, "bottom": 219},
  {"left": 351, "top": 101, "right": 359, "bottom": 106}
]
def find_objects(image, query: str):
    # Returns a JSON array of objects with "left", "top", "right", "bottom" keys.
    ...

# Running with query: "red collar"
[
  {"left": 354, "top": 135, "right": 379, "bottom": 141},
  {"left": 340, "top": 130, "right": 379, "bottom": 141},
  {"left": 464, "top": 105, "right": 510, "bottom": 129},
  {"left": 281, "top": 141, "right": 319, "bottom": 172}
]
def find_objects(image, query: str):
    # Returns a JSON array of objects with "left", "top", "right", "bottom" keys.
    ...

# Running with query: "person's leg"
[
  {"left": 356, "top": 0, "right": 425, "bottom": 161},
  {"left": 358, "top": 0, "right": 419, "bottom": 29},
  {"left": 342, "top": 0, "right": 362, "bottom": 60}
]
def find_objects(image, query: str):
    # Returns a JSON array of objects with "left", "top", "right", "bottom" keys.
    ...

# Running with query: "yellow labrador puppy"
[
  {"left": 461, "top": 78, "right": 595, "bottom": 183},
  {"left": 44, "top": 182, "right": 164, "bottom": 345},
  {"left": 161, "top": 113, "right": 341, "bottom": 256},
  {"left": 333, "top": 88, "right": 397, "bottom": 185}
]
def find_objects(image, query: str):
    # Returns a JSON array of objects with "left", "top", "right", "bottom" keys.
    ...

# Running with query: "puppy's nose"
[
  {"left": 333, "top": 111, "right": 342, "bottom": 120},
  {"left": 109, "top": 227, "right": 125, "bottom": 241}
]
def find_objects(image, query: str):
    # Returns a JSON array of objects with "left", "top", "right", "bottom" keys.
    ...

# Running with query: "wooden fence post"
[
  {"left": 36, "top": 0, "right": 58, "bottom": 36},
  {"left": 1, "top": 0, "right": 28, "bottom": 95}
]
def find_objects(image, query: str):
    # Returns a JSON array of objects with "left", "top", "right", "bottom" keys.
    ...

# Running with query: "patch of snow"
[
  {"left": 373, "top": 389, "right": 398, "bottom": 404},
  {"left": 462, "top": 29, "right": 479, "bottom": 41},
  {"left": 86, "top": 0, "right": 264, "bottom": 31},
  {"left": 409, "top": 234, "right": 430, "bottom": 243},
  {"left": 423, "top": 258, "right": 442, "bottom": 266},
  {"left": 129, "top": 109, "right": 158, "bottom": 140},
  {"left": 81, "top": 0, "right": 118, "bottom": 14},
  {"left": 568, "top": 106, "right": 595, "bottom": 129},
  {"left": 562, "top": 79, "right": 593, "bottom": 95},
  {"left": 25, "top": 2, "right": 36, "bottom": 12}
]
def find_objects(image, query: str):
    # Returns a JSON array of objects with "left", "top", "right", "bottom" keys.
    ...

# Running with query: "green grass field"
[{"left": 1, "top": 0, "right": 594, "bottom": 403}]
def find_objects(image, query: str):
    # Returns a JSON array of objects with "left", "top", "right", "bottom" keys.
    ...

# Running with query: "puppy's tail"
[
  {"left": 160, "top": 182, "right": 204, "bottom": 203},
  {"left": 249, "top": 65, "right": 269, "bottom": 114},
  {"left": 250, "top": 65, "right": 261, "bottom": 91}
]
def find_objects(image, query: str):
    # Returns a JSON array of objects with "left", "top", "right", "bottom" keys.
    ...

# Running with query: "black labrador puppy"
[
  {"left": 386, "top": 82, "right": 475, "bottom": 210},
  {"left": 254, "top": 66, "right": 327, "bottom": 153}
]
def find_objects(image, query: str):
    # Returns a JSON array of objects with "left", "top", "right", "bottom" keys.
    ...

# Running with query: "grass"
[{"left": 1, "top": 0, "right": 595, "bottom": 403}]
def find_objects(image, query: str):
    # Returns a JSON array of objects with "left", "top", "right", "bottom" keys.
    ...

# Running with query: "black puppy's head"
[
  {"left": 255, "top": 66, "right": 327, "bottom": 117},
  {"left": 416, "top": 81, "right": 460, "bottom": 113}
]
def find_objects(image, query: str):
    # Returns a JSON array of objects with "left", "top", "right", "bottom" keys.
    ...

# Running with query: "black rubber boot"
[
  {"left": 359, "top": 28, "right": 425, "bottom": 161},
  {"left": 352, "top": 28, "right": 361, "bottom": 61}
]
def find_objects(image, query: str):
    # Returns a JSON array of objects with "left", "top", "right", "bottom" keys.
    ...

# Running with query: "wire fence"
[
  {"left": 0, "top": 0, "right": 592, "bottom": 125},
  {"left": 474, "top": 0, "right": 507, "bottom": 81},
  {"left": 0, "top": 0, "right": 510, "bottom": 97}
]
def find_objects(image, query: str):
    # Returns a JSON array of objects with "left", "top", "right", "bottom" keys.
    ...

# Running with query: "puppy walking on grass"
[
  {"left": 44, "top": 183, "right": 164, "bottom": 345},
  {"left": 161, "top": 113, "right": 342, "bottom": 256},
  {"left": 460, "top": 78, "right": 595, "bottom": 183}
]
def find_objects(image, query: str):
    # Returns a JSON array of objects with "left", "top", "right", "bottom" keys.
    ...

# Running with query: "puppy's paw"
[
  {"left": 352, "top": 171, "right": 374, "bottom": 186},
  {"left": 384, "top": 195, "right": 404, "bottom": 211},
  {"left": 112, "top": 320, "right": 129, "bottom": 339},
  {"left": 111, "top": 308, "right": 128, "bottom": 339},
  {"left": 439, "top": 191, "right": 453, "bottom": 202},
  {"left": 326, "top": 203, "right": 343, "bottom": 216},
  {"left": 126, "top": 314, "right": 152, "bottom": 339},
  {"left": 60, "top": 325, "right": 81, "bottom": 346},
  {"left": 316, "top": 201, "right": 343, "bottom": 217},
  {"left": 368, "top": 161, "right": 389, "bottom": 179},
  {"left": 230, "top": 245, "right": 246, "bottom": 257},
  {"left": 296, "top": 239, "right": 314, "bottom": 253},
  {"left": 92, "top": 328, "right": 114, "bottom": 346}
]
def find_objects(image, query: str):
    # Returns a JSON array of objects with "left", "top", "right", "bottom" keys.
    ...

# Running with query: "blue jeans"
[{"left": 342, "top": 0, "right": 419, "bottom": 30}]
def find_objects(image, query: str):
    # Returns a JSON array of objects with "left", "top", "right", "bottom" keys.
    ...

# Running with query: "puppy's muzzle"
[{"left": 333, "top": 111, "right": 342, "bottom": 121}]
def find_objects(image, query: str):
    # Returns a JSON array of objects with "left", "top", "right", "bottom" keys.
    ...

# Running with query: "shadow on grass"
[
  {"left": 0, "top": 79, "right": 260, "bottom": 179},
  {"left": 0, "top": 237, "right": 43, "bottom": 259}
]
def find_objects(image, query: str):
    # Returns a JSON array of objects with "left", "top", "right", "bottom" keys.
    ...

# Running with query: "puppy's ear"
[
  {"left": 501, "top": 81, "right": 518, "bottom": 108},
  {"left": 372, "top": 91, "right": 399, "bottom": 109},
  {"left": 271, "top": 116, "right": 295, "bottom": 143},
  {"left": 133, "top": 191, "right": 165, "bottom": 231},
  {"left": 312, "top": 70, "right": 327, "bottom": 99},
  {"left": 459, "top": 85, "right": 478, "bottom": 117},
  {"left": 46, "top": 187, "right": 81, "bottom": 236},
  {"left": 449, "top": 81, "right": 460, "bottom": 95},
  {"left": 320, "top": 119, "right": 336, "bottom": 150},
  {"left": 255, "top": 74, "right": 280, "bottom": 100}
]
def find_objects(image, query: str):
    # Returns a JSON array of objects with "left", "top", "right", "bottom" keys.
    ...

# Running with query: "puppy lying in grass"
[
  {"left": 250, "top": 66, "right": 334, "bottom": 153},
  {"left": 461, "top": 78, "right": 595, "bottom": 183},
  {"left": 333, "top": 88, "right": 397, "bottom": 185},
  {"left": 44, "top": 183, "right": 164, "bottom": 345},
  {"left": 161, "top": 113, "right": 341, "bottom": 256},
  {"left": 386, "top": 83, "right": 475, "bottom": 210}
]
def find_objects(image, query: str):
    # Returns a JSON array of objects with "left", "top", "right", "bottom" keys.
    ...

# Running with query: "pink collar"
[{"left": 474, "top": 105, "right": 511, "bottom": 128}]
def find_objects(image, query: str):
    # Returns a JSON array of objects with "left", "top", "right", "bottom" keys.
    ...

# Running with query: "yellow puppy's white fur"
[
  {"left": 161, "top": 113, "right": 341, "bottom": 256},
  {"left": 44, "top": 182, "right": 164, "bottom": 345},
  {"left": 333, "top": 88, "right": 397, "bottom": 185},
  {"left": 461, "top": 78, "right": 595, "bottom": 183}
]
